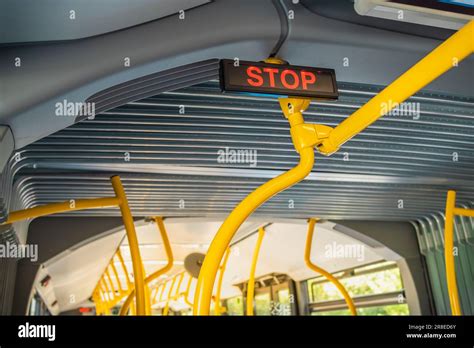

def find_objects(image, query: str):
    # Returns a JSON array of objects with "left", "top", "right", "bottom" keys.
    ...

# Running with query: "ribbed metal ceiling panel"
[{"left": 3, "top": 80, "right": 474, "bottom": 223}]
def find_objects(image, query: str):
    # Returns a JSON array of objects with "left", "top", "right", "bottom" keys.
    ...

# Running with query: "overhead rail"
[
  {"left": 193, "top": 20, "right": 474, "bottom": 315},
  {"left": 305, "top": 218, "right": 357, "bottom": 315},
  {"left": 246, "top": 227, "right": 266, "bottom": 316},
  {"left": 119, "top": 216, "right": 173, "bottom": 315},
  {"left": 0, "top": 175, "right": 147, "bottom": 315},
  {"left": 444, "top": 190, "right": 474, "bottom": 316}
]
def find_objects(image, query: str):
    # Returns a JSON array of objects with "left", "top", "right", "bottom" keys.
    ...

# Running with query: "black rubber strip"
[{"left": 269, "top": 0, "right": 290, "bottom": 57}]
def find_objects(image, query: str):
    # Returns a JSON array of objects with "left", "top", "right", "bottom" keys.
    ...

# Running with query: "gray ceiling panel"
[{"left": 2, "top": 81, "right": 473, "bottom": 231}]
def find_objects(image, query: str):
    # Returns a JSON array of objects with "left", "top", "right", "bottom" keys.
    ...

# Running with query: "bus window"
[{"left": 307, "top": 261, "right": 409, "bottom": 316}]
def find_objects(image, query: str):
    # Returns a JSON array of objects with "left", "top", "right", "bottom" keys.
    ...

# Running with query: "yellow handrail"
[
  {"left": 110, "top": 261, "right": 123, "bottom": 295},
  {"left": 214, "top": 247, "right": 231, "bottom": 315},
  {"left": 110, "top": 176, "right": 147, "bottom": 315},
  {"left": 319, "top": 20, "right": 474, "bottom": 155},
  {"left": 444, "top": 190, "right": 473, "bottom": 315},
  {"left": 154, "top": 283, "right": 165, "bottom": 303},
  {"left": 163, "top": 274, "right": 178, "bottom": 316},
  {"left": 119, "top": 216, "right": 174, "bottom": 315},
  {"left": 183, "top": 275, "right": 194, "bottom": 307},
  {"left": 193, "top": 97, "right": 322, "bottom": 315},
  {"left": 246, "top": 227, "right": 265, "bottom": 316},
  {"left": 2, "top": 175, "right": 147, "bottom": 315},
  {"left": 193, "top": 148, "right": 314, "bottom": 315},
  {"left": 194, "top": 20, "right": 474, "bottom": 315},
  {"left": 117, "top": 249, "right": 132, "bottom": 288},
  {"left": 305, "top": 218, "right": 356, "bottom": 315},
  {"left": 2, "top": 197, "right": 120, "bottom": 225},
  {"left": 105, "top": 268, "right": 116, "bottom": 300}
]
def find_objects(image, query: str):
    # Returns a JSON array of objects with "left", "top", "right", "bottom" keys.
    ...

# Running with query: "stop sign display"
[{"left": 220, "top": 59, "right": 338, "bottom": 99}]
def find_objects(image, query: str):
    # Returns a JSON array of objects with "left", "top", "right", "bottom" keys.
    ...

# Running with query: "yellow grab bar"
[
  {"left": 105, "top": 268, "right": 116, "bottom": 300},
  {"left": 305, "top": 218, "right": 357, "bottom": 315},
  {"left": 193, "top": 147, "right": 314, "bottom": 314},
  {"left": 183, "top": 275, "right": 194, "bottom": 307},
  {"left": 119, "top": 216, "right": 174, "bottom": 315},
  {"left": 214, "top": 247, "right": 231, "bottom": 315},
  {"left": 163, "top": 274, "right": 178, "bottom": 316},
  {"left": 194, "top": 97, "right": 326, "bottom": 315},
  {"left": 3, "top": 175, "right": 148, "bottom": 315},
  {"left": 319, "top": 20, "right": 474, "bottom": 155},
  {"left": 194, "top": 22, "right": 473, "bottom": 315},
  {"left": 116, "top": 249, "right": 132, "bottom": 288},
  {"left": 246, "top": 227, "right": 265, "bottom": 316},
  {"left": 110, "top": 176, "right": 147, "bottom": 315},
  {"left": 444, "top": 191, "right": 460, "bottom": 315},
  {"left": 110, "top": 260, "right": 123, "bottom": 294},
  {"left": 444, "top": 190, "right": 473, "bottom": 315},
  {"left": 154, "top": 283, "right": 165, "bottom": 303},
  {"left": 2, "top": 197, "right": 120, "bottom": 225}
]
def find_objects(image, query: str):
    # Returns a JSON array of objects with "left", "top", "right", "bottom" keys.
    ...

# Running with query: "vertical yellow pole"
[
  {"left": 153, "top": 284, "right": 163, "bottom": 303},
  {"left": 110, "top": 259, "right": 123, "bottom": 295},
  {"left": 163, "top": 275, "right": 178, "bottom": 316},
  {"left": 93, "top": 292, "right": 102, "bottom": 315},
  {"left": 214, "top": 247, "right": 231, "bottom": 315},
  {"left": 143, "top": 263, "right": 152, "bottom": 315},
  {"left": 246, "top": 227, "right": 266, "bottom": 316},
  {"left": 445, "top": 190, "right": 462, "bottom": 315},
  {"left": 99, "top": 288, "right": 108, "bottom": 315},
  {"left": 101, "top": 278, "right": 112, "bottom": 303},
  {"left": 150, "top": 287, "right": 157, "bottom": 303},
  {"left": 305, "top": 218, "right": 357, "bottom": 315},
  {"left": 159, "top": 282, "right": 166, "bottom": 302},
  {"left": 99, "top": 281, "right": 111, "bottom": 315},
  {"left": 175, "top": 272, "right": 185, "bottom": 299},
  {"left": 183, "top": 275, "right": 194, "bottom": 307},
  {"left": 117, "top": 249, "right": 131, "bottom": 289},
  {"left": 105, "top": 268, "right": 116, "bottom": 300},
  {"left": 118, "top": 216, "right": 174, "bottom": 315},
  {"left": 111, "top": 176, "right": 146, "bottom": 315}
]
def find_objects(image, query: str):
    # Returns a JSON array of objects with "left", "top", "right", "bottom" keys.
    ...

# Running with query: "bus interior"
[{"left": 0, "top": 0, "right": 473, "bottom": 345}]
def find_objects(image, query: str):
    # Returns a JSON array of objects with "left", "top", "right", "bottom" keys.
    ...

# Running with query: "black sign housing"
[{"left": 220, "top": 59, "right": 338, "bottom": 99}]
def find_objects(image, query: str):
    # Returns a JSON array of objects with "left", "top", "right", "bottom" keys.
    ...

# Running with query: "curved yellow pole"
[
  {"left": 193, "top": 147, "right": 314, "bottom": 314},
  {"left": 194, "top": 97, "right": 318, "bottom": 315},
  {"left": 246, "top": 227, "right": 265, "bottom": 316},
  {"left": 305, "top": 218, "right": 357, "bottom": 315},
  {"left": 444, "top": 191, "right": 461, "bottom": 315},
  {"left": 214, "top": 247, "right": 231, "bottom": 315},
  {"left": 111, "top": 176, "right": 147, "bottom": 315},
  {"left": 119, "top": 216, "right": 174, "bottom": 315}
]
